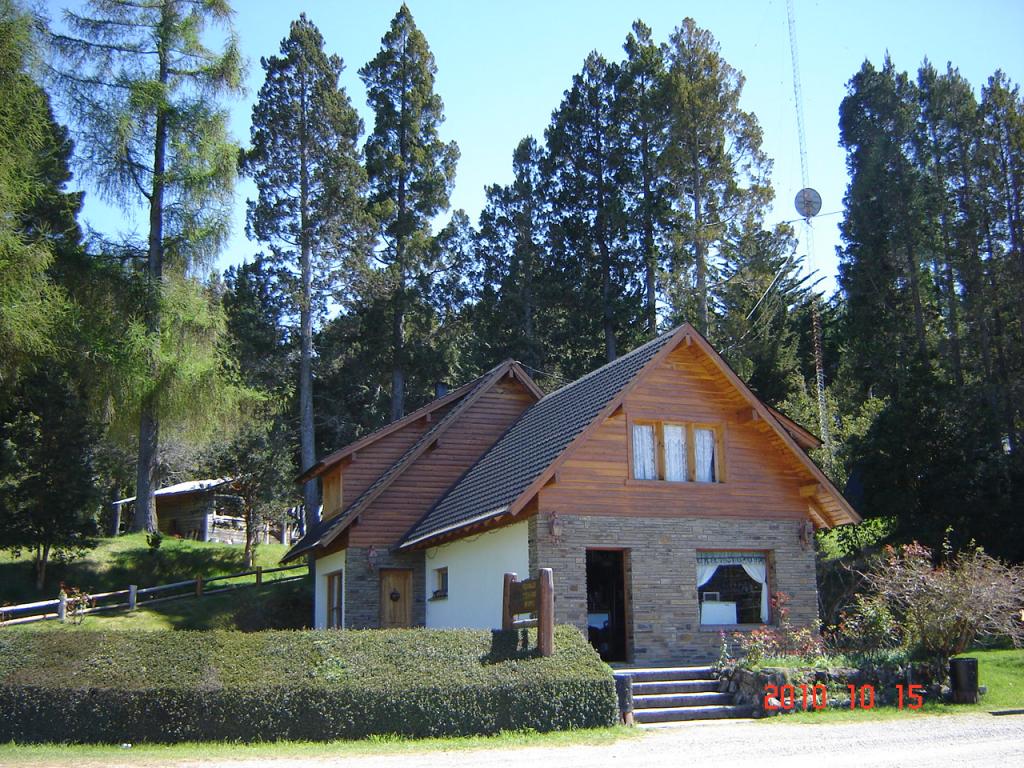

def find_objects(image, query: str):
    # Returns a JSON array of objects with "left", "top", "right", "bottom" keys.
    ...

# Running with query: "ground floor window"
[
  {"left": 696, "top": 551, "right": 768, "bottom": 625},
  {"left": 326, "top": 570, "right": 343, "bottom": 628}
]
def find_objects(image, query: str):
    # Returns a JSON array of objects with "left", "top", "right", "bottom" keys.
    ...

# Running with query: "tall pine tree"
[
  {"left": 359, "top": 3, "right": 459, "bottom": 420},
  {"left": 243, "top": 13, "right": 370, "bottom": 528}
]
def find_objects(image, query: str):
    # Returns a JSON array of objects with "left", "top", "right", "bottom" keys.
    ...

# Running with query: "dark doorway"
[{"left": 586, "top": 549, "right": 628, "bottom": 662}]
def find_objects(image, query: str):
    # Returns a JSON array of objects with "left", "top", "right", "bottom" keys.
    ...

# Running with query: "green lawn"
[
  {"left": 6, "top": 578, "right": 311, "bottom": 632},
  {"left": 1, "top": 534, "right": 307, "bottom": 632},
  {"left": 0, "top": 727, "right": 636, "bottom": 766},
  {"left": 0, "top": 533, "right": 292, "bottom": 605},
  {"left": 762, "top": 648, "right": 1024, "bottom": 723}
]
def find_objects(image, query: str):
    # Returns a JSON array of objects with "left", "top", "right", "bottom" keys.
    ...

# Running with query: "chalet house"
[{"left": 282, "top": 324, "right": 859, "bottom": 663}]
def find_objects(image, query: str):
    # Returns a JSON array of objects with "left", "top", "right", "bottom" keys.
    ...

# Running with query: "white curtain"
[
  {"left": 664, "top": 424, "right": 688, "bottom": 481},
  {"left": 632, "top": 424, "right": 656, "bottom": 480},
  {"left": 695, "top": 428, "right": 716, "bottom": 482},
  {"left": 741, "top": 561, "right": 769, "bottom": 623},
  {"left": 697, "top": 563, "right": 719, "bottom": 588}
]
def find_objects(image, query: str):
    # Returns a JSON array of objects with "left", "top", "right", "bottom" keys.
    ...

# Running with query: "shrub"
[
  {"left": 731, "top": 592, "right": 824, "bottom": 668},
  {"left": 862, "top": 542, "right": 1024, "bottom": 668},
  {"left": 826, "top": 593, "right": 902, "bottom": 655},
  {"left": 0, "top": 626, "right": 617, "bottom": 743}
]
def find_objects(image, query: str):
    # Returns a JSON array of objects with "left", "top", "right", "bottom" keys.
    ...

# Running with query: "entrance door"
[
  {"left": 585, "top": 549, "right": 628, "bottom": 661},
  {"left": 379, "top": 568, "right": 413, "bottom": 628}
]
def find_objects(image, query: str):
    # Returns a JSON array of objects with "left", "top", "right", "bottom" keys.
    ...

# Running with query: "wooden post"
[
  {"left": 538, "top": 567, "right": 554, "bottom": 657},
  {"left": 255, "top": 566, "right": 263, "bottom": 585},
  {"left": 128, "top": 584, "right": 137, "bottom": 610},
  {"left": 502, "top": 572, "right": 516, "bottom": 631},
  {"left": 195, "top": 575, "right": 203, "bottom": 598},
  {"left": 57, "top": 592, "right": 67, "bottom": 623},
  {"left": 615, "top": 673, "right": 635, "bottom": 725}
]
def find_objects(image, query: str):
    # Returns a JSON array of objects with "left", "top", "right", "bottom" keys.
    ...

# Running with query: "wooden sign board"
[
  {"left": 502, "top": 568, "right": 554, "bottom": 657},
  {"left": 508, "top": 578, "right": 537, "bottom": 615}
]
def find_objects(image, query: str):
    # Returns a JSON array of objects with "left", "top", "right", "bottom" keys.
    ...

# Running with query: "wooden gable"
[
  {"left": 349, "top": 376, "right": 537, "bottom": 547},
  {"left": 316, "top": 401, "right": 457, "bottom": 522},
  {"left": 535, "top": 333, "right": 857, "bottom": 528}
]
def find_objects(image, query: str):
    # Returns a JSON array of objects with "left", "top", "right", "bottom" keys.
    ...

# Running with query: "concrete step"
[
  {"left": 614, "top": 665, "right": 717, "bottom": 683},
  {"left": 634, "top": 691, "right": 734, "bottom": 709},
  {"left": 632, "top": 679, "right": 721, "bottom": 695},
  {"left": 634, "top": 704, "right": 755, "bottom": 724}
]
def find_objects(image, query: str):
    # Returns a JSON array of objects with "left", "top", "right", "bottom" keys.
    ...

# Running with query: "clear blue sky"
[{"left": 49, "top": 0, "right": 1024, "bottom": 295}]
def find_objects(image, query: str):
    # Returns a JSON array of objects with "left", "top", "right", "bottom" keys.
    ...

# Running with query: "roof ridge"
[{"left": 535, "top": 328, "right": 678, "bottom": 402}]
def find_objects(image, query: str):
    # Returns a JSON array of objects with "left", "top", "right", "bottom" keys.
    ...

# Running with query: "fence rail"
[{"left": 0, "top": 564, "right": 307, "bottom": 626}]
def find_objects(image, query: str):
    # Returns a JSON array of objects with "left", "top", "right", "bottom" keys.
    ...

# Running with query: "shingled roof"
[
  {"left": 399, "top": 329, "right": 679, "bottom": 548},
  {"left": 400, "top": 323, "right": 859, "bottom": 549},
  {"left": 282, "top": 360, "right": 537, "bottom": 563}
]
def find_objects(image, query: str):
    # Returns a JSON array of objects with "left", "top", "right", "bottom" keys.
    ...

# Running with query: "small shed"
[{"left": 113, "top": 478, "right": 239, "bottom": 542}]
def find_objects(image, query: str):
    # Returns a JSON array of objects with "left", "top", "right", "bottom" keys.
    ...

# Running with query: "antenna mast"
[{"left": 786, "top": 0, "right": 833, "bottom": 469}]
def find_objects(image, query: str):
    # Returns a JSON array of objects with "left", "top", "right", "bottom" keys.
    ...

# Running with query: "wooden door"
[{"left": 379, "top": 569, "right": 413, "bottom": 628}]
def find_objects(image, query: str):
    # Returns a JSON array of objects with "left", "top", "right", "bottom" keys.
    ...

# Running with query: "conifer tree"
[
  {"left": 359, "top": 3, "right": 459, "bottom": 420},
  {"left": 546, "top": 51, "right": 635, "bottom": 369},
  {"left": 472, "top": 137, "right": 550, "bottom": 371},
  {"left": 50, "top": 0, "right": 245, "bottom": 532},
  {"left": 243, "top": 13, "right": 369, "bottom": 527},
  {"left": 661, "top": 18, "right": 773, "bottom": 336}
]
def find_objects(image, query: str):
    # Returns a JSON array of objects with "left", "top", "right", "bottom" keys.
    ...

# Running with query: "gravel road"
[{"left": 178, "top": 714, "right": 1024, "bottom": 768}]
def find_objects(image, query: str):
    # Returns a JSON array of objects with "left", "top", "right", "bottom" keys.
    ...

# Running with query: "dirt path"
[{"left": 7, "top": 714, "right": 1024, "bottom": 768}]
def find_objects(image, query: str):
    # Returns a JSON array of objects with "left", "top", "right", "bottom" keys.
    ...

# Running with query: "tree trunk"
[
  {"left": 641, "top": 118, "right": 657, "bottom": 336},
  {"left": 132, "top": 6, "right": 171, "bottom": 534},
  {"left": 390, "top": 291, "right": 406, "bottom": 421},
  {"left": 243, "top": 510, "right": 255, "bottom": 569},
  {"left": 905, "top": 243, "right": 929, "bottom": 362},
  {"left": 297, "top": 61, "right": 319, "bottom": 529},
  {"left": 693, "top": 187, "right": 709, "bottom": 334},
  {"left": 133, "top": 404, "right": 159, "bottom": 532},
  {"left": 108, "top": 483, "right": 121, "bottom": 537},
  {"left": 34, "top": 542, "right": 50, "bottom": 592}
]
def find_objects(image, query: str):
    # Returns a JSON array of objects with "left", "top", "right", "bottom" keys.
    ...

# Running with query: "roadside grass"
[
  {"left": 0, "top": 533, "right": 292, "bottom": 605},
  {"left": 760, "top": 648, "right": 1024, "bottom": 723},
  {"left": 0, "top": 726, "right": 637, "bottom": 766}
]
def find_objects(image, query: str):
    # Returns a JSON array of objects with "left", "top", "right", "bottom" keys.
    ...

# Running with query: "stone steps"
[
  {"left": 633, "top": 704, "right": 755, "bottom": 724},
  {"left": 615, "top": 665, "right": 752, "bottom": 725},
  {"left": 634, "top": 691, "right": 734, "bottom": 708},
  {"left": 632, "top": 679, "right": 721, "bottom": 695}
]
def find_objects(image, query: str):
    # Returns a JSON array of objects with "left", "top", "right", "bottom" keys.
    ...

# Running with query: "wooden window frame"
[
  {"left": 326, "top": 570, "right": 344, "bottom": 629},
  {"left": 628, "top": 418, "right": 725, "bottom": 484}
]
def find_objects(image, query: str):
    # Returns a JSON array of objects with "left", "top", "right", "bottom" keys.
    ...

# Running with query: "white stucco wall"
[
  {"left": 424, "top": 520, "right": 530, "bottom": 629},
  {"left": 313, "top": 549, "right": 346, "bottom": 629}
]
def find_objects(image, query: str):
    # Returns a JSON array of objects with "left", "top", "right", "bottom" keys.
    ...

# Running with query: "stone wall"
[
  {"left": 528, "top": 513, "right": 819, "bottom": 664},
  {"left": 343, "top": 546, "right": 425, "bottom": 629}
]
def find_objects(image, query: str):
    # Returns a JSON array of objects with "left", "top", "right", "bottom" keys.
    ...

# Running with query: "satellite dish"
[{"left": 794, "top": 187, "right": 822, "bottom": 219}]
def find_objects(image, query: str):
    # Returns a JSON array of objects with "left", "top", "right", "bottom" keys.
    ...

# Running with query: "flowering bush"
[
  {"left": 825, "top": 593, "right": 902, "bottom": 655},
  {"left": 861, "top": 541, "right": 1024, "bottom": 667},
  {"left": 731, "top": 592, "right": 824, "bottom": 668}
]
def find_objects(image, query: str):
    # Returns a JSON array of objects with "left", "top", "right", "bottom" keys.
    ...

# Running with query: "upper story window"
[{"left": 631, "top": 421, "right": 721, "bottom": 483}]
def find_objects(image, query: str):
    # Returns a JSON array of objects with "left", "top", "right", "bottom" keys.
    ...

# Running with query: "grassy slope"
[
  {"left": 762, "top": 648, "right": 1024, "bottom": 723},
  {"left": 0, "top": 533, "right": 291, "bottom": 604}
]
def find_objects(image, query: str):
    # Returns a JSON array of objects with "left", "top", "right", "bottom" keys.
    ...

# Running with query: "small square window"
[{"left": 432, "top": 567, "right": 448, "bottom": 600}]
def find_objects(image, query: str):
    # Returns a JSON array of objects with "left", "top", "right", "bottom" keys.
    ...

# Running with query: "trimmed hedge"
[{"left": 0, "top": 626, "right": 617, "bottom": 743}]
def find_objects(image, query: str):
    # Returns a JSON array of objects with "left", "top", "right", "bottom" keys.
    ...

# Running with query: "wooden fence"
[{"left": 0, "top": 564, "right": 307, "bottom": 626}]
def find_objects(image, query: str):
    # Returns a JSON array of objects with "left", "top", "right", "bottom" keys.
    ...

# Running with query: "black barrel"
[{"left": 950, "top": 657, "right": 979, "bottom": 704}]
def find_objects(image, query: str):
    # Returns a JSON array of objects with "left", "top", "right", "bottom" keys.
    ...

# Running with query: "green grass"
[
  {"left": 0, "top": 727, "right": 636, "bottom": 766},
  {"left": 761, "top": 648, "right": 1024, "bottom": 723},
  {"left": 1, "top": 534, "right": 306, "bottom": 632},
  {"left": 6, "top": 579, "right": 312, "bottom": 632},
  {"left": 0, "top": 533, "right": 292, "bottom": 605}
]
